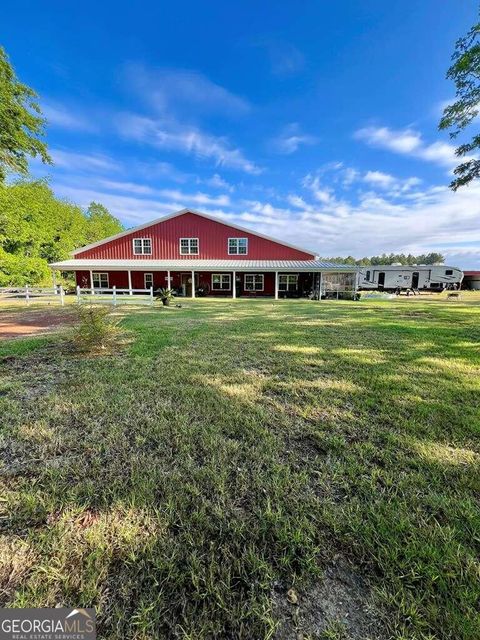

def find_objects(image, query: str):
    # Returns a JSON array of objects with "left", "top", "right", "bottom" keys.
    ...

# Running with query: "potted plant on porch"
[{"left": 155, "top": 287, "right": 175, "bottom": 306}]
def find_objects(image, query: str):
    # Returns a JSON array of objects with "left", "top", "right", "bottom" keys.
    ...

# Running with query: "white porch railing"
[
  {"left": 0, "top": 285, "right": 65, "bottom": 305},
  {"left": 76, "top": 286, "right": 154, "bottom": 306}
]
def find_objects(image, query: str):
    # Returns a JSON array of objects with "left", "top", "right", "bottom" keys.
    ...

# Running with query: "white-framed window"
[
  {"left": 133, "top": 238, "right": 152, "bottom": 255},
  {"left": 92, "top": 272, "right": 109, "bottom": 289},
  {"left": 228, "top": 237, "right": 248, "bottom": 255},
  {"left": 144, "top": 273, "right": 153, "bottom": 289},
  {"left": 244, "top": 274, "right": 264, "bottom": 291},
  {"left": 180, "top": 238, "right": 199, "bottom": 255},
  {"left": 211, "top": 274, "right": 231, "bottom": 290},
  {"left": 278, "top": 274, "right": 298, "bottom": 292}
]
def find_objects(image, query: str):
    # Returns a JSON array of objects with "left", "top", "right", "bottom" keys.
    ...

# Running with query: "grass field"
[{"left": 1, "top": 296, "right": 479, "bottom": 639}]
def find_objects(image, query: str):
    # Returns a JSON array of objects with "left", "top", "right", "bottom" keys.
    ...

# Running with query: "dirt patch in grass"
[
  {"left": 0, "top": 308, "right": 76, "bottom": 340},
  {"left": 272, "top": 557, "right": 384, "bottom": 639}
]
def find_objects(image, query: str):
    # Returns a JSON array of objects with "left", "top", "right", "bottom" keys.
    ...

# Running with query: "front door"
[
  {"left": 412, "top": 271, "right": 419, "bottom": 289},
  {"left": 180, "top": 273, "right": 198, "bottom": 296},
  {"left": 378, "top": 272, "right": 385, "bottom": 289}
]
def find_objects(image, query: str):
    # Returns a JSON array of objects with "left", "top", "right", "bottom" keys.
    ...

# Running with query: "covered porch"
[{"left": 49, "top": 259, "right": 359, "bottom": 300}]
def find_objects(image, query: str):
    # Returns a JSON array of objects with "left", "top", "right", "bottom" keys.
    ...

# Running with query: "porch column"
[
  {"left": 167, "top": 270, "right": 171, "bottom": 289},
  {"left": 319, "top": 272, "right": 323, "bottom": 301},
  {"left": 232, "top": 271, "right": 236, "bottom": 299},
  {"left": 275, "top": 271, "right": 279, "bottom": 300},
  {"left": 191, "top": 271, "right": 195, "bottom": 298},
  {"left": 128, "top": 270, "right": 133, "bottom": 295},
  {"left": 89, "top": 269, "right": 94, "bottom": 294}
]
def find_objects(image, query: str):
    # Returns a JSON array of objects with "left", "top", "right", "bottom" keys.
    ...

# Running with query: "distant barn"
[{"left": 462, "top": 271, "right": 480, "bottom": 290}]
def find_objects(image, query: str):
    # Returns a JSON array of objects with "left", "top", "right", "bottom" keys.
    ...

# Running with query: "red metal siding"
[{"left": 75, "top": 212, "right": 314, "bottom": 260}]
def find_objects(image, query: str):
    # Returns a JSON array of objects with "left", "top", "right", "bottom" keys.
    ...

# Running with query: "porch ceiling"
[{"left": 49, "top": 259, "right": 357, "bottom": 273}]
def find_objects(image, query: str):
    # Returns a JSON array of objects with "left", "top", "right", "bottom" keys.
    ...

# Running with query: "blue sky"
[{"left": 3, "top": 1, "right": 480, "bottom": 267}]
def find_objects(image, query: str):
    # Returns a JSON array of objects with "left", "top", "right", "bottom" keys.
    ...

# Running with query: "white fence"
[
  {"left": 76, "top": 286, "right": 154, "bottom": 306},
  {"left": 0, "top": 285, "right": 65, "bottom": 305},
  {"left": 0, "top": 285, "right": 155, "bottom": 306}
]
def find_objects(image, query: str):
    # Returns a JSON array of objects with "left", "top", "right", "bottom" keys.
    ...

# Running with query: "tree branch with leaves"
[
  {"left": 0, "top": 47, "right": 51, "bottom": 180},
  {"left": 439, "top": 17, "right": 480, "bottom": 190}
]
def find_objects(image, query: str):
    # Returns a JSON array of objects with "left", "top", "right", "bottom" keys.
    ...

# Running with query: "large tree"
[
  {"left": 0, "top": 47, "right": 51, "bottom": 180},
  {"left": 85, "top": 202, "right": 123, "bottom": 243},
  {"left": 439, "top": 17, "right": 480, "bottom": 190},
  {"left": 0, "top": 180, "right": 123, "bottom": 285}
]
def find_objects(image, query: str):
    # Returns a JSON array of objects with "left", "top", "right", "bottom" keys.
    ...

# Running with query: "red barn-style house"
[{"left": 50, "top": 209, "right": 357, "bottom": 299}]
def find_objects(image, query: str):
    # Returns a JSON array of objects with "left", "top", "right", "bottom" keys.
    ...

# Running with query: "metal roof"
[{"left": 49, "top": 259, "right": 357, "bottom": 272}]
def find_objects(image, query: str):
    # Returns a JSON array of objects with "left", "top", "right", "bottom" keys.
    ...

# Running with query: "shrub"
[
  {"left": 70, "top": 304, "right": 121, "bottom": 352},
  {"left": 154, "top": 288, "right": 175, "bottom": 306}
]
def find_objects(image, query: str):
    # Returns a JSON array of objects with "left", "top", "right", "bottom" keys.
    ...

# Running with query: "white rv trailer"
[{"left": 357, "top": 264, "right": 463, "bottom": 292}]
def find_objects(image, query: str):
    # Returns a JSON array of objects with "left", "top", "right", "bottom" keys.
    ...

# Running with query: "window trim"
[
  {"left": 132, "top": 237, "right": 152, "bottom": 255},
  {"left": 144, "top": 272, "right": 153, "bottom": 289},
  {"left": 211, "top": 273, "right": 231, "bottom": 290},
  {"left": 228, "top": 237, "right": 248, "bottom": 255},
  {"left": 278, "top": 273, "right": 298, "bottom": 292},
  {"left": 179, "top": 237, "right": 199, "bottom": 255},
  {"left": 92, "top": 272, "right": 109, "bottom": 289},
  {"left": 244, "top": 273, "right": 264, "bottom": 292}
]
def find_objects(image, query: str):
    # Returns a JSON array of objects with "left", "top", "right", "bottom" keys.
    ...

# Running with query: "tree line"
[
  {"left": 0, "top": 181, "right": 122, "bottom": 285},
  {"left": 320, "top": 253, "right": 445, "bottom": 266}
]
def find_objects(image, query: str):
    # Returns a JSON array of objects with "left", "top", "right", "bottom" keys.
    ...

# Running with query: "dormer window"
[
  {"left": 228, "top": 238, "right": 248, "bottom": 255},
  {"left": 133, "top": 238, "right": 152, "bottom": 255},
  {"left": 180, "top": 238, "right": 199, "bottom": 255}
]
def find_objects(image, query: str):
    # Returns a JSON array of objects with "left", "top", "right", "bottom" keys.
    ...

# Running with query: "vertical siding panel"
[{"left": 75, "top": 212, "right": 315, "bottom": 260}]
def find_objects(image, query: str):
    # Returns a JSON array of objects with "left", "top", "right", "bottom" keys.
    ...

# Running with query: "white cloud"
[
  {"left": 50, "top": 149, "right": 121, "bottom": 172},
  {"left": 124, "top": 64, "right": 250, "bottom": 117},
  {"left": 354, "top": 125, "right": 458, "bottom": 167},
  {"left": 117, "top": 113, "right": 262, "bottom": 175},
  {"left": 355, "top": 126, "right": 421, "bottom": 154},
  {"left": 159, "top": 189, "right": 230, "bottom": 207},
  {"left": 97, "top": 179, "right": 155, "bottom": 195},
  {"left": 287, "top": 194, "right": 314, "bottom": 211},
  {"left": 416, "top": 141, "right": 457, "bottom": 165},
  {"left": 302, "top": 173, "right": 333, "bottom": 204},
  {"left": 53, "top": 180, "right": 231, "bottom": 224},
  {"left": 363, "top": 170, "right": 396, "bottom": 187},
  {"left": 272, "top": 123, "right": 317, "bottom": 154},
  {"left": 130, "top": 160, "right": 190, "bottom": 183},
  {"left": 43, "top": 102, "right": 96, "bottom": 132},
  {"left": 201, "top": 173, "right": 235, "bottom": 192},
  {"left": 342, "top": 167, "right": 359, "bottom": 186},
  {"left": 290, "top": 179, "right": 480, "bottom": 267},
  {"left": 363, "top": 170, "right": 421, "bottom": 194}
]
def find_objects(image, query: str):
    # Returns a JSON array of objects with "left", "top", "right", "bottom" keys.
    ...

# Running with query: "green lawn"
[{"left": 1, "top": 297, "right": 479, "bottom": 639}]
